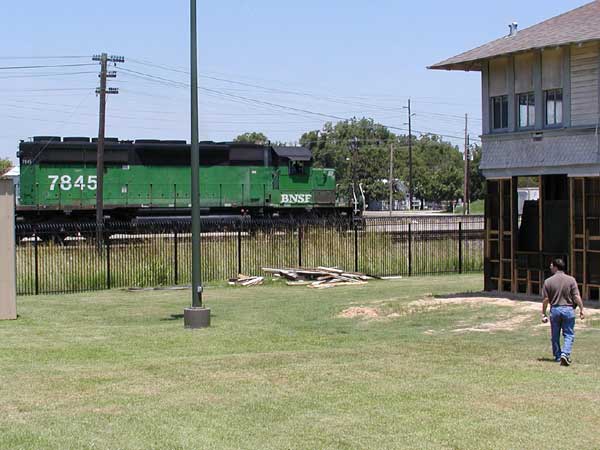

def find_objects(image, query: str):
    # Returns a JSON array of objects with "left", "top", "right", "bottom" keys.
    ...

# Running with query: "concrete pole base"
[{"left": 184, "top": 307, "right": 211, "bottom": 329}]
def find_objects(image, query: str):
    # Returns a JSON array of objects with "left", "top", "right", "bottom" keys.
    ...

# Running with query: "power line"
[
  {"left": 1, "top": 113, "right": 89, "bottom": 126},
  {"left": 414, "top": 110, "right": 483, "bottom": 122},
  {"left": 0, "top": 56, "right": 90, "bottom": 60},
  {"left": 128, "top": 58, "right": 481, "bottom": 115},
  {"left": 120, "top": 67, "right": 481, "bottom": 142},
  {"left": 0, "top": 63, "right": 97, "bottom": 70},
  {"left": 127, "top": 57, "right": 482, "bottom": 109},
  {"left": 0, "top": 88, "right": 93, "bottom": 93},
  {"left": 121, "top": 65, "right": 484, "bottom": 128},
  {"left": 0, "top": 71, "right": 97, "bottom": 80}
]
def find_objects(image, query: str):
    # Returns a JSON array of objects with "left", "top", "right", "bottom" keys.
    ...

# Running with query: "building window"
[
  {"left": 518, "top": 92, "right": 535, "bottom": 128},
  {"left": 545, "top": 89, "right": 563, "bottom": 126},
  {"left": 492, "top": 95, "right": 509, "bottom": 130}
]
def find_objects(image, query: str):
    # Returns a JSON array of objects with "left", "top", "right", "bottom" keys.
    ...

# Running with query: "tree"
[
  {"left": 469, "top": 145, "right": 486, "bottom": 201},
  {"left": 0, "top": 158, "right": 11, "bottom": 176},
  {"left": 300, "top": 120, "right": 467, "bottom": 207},
  {"left": 300, "top": 118, "right": 396, "bottom": 204},
  {"left": 234, "top": 132, "right": 269, "bottom": 145},
  {"left": 394, "top": 135, "right": 464, "bottom": 205}
]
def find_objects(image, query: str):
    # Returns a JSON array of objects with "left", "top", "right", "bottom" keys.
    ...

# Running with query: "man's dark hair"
[{"left": 552, "top": 258, "right": 566, "bottom": 272}]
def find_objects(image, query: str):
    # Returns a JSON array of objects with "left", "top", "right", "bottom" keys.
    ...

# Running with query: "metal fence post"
[
  {"left": 298, "top": 224, "right": 303, "bottom": 267},
  {"left": 458, "top": 222, "right": 463, "bottom": 274},
  {"left": 106, "top": 230, "right": 111, "bottom": 289},
  {"left": 237, "top": 227, "right": 242, "bottom": 275},
  {"left": 408, "top": 222, "right": 412, "bottom": 277},
  {"left": 34, "top": 228, "right": 39, "bottom": 296},
  {"left": 354, "top": 221, "right": 359, "bottom": 273},
  {"left": 174, "top": 229, "right": 179, "bottom": 285}
]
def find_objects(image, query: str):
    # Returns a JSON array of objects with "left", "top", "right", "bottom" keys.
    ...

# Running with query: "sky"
[{"left": 0, "top": 0, "right": 591, "bottom": 163}]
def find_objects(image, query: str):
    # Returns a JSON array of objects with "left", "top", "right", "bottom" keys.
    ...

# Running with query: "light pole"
[{"left": 184, "top": 0, "right": 211, "bottom": 329}]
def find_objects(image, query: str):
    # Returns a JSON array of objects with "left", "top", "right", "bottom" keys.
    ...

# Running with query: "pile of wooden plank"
[
  {"left": 262, "top": 266, "right": 371, "bottom": 289},
  {"left": 228, "top": 274, "right": 264, "bottom": 287}
]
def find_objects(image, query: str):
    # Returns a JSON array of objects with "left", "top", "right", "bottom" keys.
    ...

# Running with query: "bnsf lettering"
[{"left": 281, "top": 194, "right": 313, "bottom": 204}]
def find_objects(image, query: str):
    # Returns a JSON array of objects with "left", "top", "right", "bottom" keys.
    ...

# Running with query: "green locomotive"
[{"left": 17, "top": 137, "right": 351, "bottom": 222}]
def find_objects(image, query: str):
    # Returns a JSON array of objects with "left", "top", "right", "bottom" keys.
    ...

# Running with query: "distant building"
[
  {"left": 430, "top": 1, "right": 600, "bottom": 300},
  {"left": 2, "top": 167, "right": 19, "bottom": 203},
  {"left": 517, "top": 188, "right": 539, "bottom": 215}
]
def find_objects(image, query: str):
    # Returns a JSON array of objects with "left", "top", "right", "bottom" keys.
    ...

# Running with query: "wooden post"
[
  {"left": 0, "top": 179, "right": 17, "bottom": 320},
  {"left": 499, "top": 180, "right": 504, "bottom": 291},
  {"left": 569, "top": 177, "right": 575, "bottom": 280},
  {"left": 583, "top": 178, "right": 588, "bottom": 299},
  {"left": 511, "top": 177, "right": 518, "bottom": 293},
  {"left": 539, "top": 176, "right": 544, "bottom": 284}
]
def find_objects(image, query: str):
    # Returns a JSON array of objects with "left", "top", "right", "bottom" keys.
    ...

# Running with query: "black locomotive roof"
[
  {"left": 273, "top": 146, "right": 312, "bottom": 161},
  {"left": 18, "top": 138, "right": 312, "bottom": 167}
]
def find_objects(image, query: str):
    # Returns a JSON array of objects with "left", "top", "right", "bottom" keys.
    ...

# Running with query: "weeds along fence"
[{"left": 15, "top": 215, "right": 484, "bottom": 295}]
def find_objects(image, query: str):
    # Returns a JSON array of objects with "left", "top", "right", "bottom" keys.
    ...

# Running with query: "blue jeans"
[{"left": 550, "top": 306, "right": 576, "bottom": 360}]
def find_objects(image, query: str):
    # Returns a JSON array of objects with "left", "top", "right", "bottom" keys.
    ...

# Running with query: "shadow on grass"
[
  {"left": 161, "top": 313, "right": 218, "bottom": 322},
  {"left": 161, "top": 314, "right": 184, "bottom": 321},
  {"left": 537, "top": 357, "right": 560, "bottom": 363}
]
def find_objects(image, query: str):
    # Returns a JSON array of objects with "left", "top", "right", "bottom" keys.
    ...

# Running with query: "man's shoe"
[{"left": 560, "top": 354, "right": 572, "bottom": 366}]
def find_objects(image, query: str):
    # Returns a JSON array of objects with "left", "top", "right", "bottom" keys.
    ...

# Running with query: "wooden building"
[{"left": 430, "top": 1, "right": 600, "bottom": 300}]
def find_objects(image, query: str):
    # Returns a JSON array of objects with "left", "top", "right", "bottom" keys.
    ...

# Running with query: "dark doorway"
[{"left": 542, "top": 175, "right": 570, "bottom": 257}]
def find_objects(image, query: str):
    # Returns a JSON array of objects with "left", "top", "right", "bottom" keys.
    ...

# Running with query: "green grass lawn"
[
  {"left": 2, "top": 275, "right": 600, "bottom": 450},
  {"left": 454, "top": 199, "right": 484, "bottom": 215}
]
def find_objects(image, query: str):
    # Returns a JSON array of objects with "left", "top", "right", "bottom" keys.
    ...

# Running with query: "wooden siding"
[
  {"left": 489, "top": 57, "right": 509, "bottom": 97},
  {"left": 570, "top": 43, "right": 599, "bottom": 127},
  {"left": 542, "top": 48, "right": 563, "bottom": 90},
  {"left": 515, "top": 53, "right": 534, "bottom": 94}
]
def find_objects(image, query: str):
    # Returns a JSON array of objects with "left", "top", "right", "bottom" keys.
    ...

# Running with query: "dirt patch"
[
  {"left": 407, "top": 296, "right": 540, "bottom": 313},
  {"left": 338, "top": 295, "right": 599, "bottom": 331},
  {"left": 451, "top": 315, "right": 531, "bottom": 333},
  {"left": 337, "top": 307, "right": 380, "bottom": 319}
]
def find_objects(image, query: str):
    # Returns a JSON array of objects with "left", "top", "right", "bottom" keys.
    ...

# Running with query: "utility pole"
[
  {"left": 463, "top": 113, "right": 470, "bottom": 215},
  {"left": 348, "top": 137, "right": 358, "bottom": 215},
  {"left": 389, "top": 142, "right": 394, "bottom": 217},
  {"left": 93, "top": 53, "right": 123, "bottom": 246},
  {"left": 184, "top": 0, "right": 211, "bottom": 329},
  {"left": 407, "top": 99, "right": 413, "bottom": 211}
]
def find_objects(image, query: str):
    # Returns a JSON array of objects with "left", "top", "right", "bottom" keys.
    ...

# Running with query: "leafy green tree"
[
  {"left": 300, "top": 118, "right": 396, "bottom": 203},
  {"left": 234, "top": 132, "right": 269, "bottom": 145},
  {"left": 394, "top": 135, "right": 464, "bottom": 205},
  {"left": 469, "top": 145, "right": 486, "bottom": 201},
  {"left": 0, "top": 158, "right": 12, "bottom": 176},
  {"left": 301, "top": 120, "right": 466, "bottom": 206}
]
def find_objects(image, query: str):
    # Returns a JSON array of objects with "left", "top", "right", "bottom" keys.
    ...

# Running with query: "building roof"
[
  {"left": 429, "top": 1, "right": 600, "bottom": 71},
  {"left": 1, "top": 166, "right": 18, "bottom": 179}
]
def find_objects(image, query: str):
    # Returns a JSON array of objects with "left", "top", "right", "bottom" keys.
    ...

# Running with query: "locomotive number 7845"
[{"left": 48, "top": 175, "right": 97, "bottom": 191}]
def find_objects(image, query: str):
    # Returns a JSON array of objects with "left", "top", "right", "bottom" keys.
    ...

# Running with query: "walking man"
[{"left": 542, "top": 259, "right": 585, "bottom": 366}]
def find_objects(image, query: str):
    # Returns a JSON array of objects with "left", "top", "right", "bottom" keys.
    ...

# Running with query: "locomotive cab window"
[{"left": 289, "top": 161, "right": 305, "bottom": 175}]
